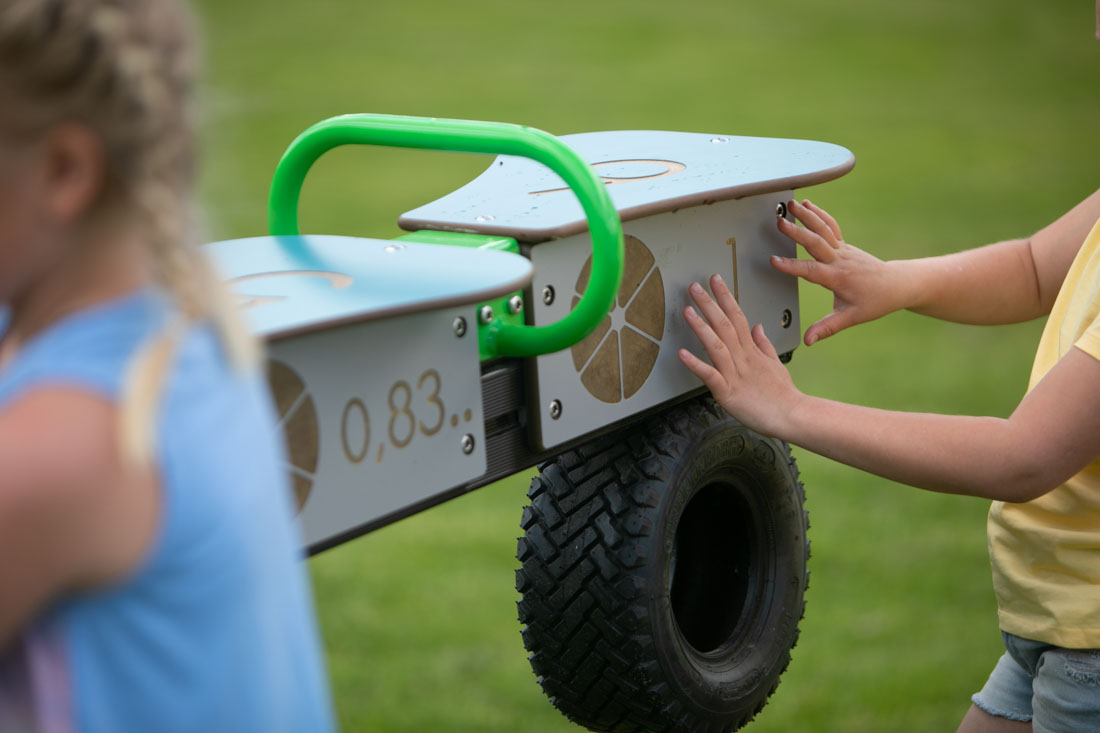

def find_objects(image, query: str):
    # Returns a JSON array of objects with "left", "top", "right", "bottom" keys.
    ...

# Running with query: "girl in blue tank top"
[{"left": 0, "top": 2, "right": 335, "bottom": 731}]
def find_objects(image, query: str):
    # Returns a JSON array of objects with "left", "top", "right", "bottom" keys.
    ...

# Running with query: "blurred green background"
[{"left": 190, "top": 0, "right": 1100, "bottom": 730}]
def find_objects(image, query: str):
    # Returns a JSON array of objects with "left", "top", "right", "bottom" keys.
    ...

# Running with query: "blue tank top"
[{"left": 0, "top": 291, "right": 335, "bottom": 733}]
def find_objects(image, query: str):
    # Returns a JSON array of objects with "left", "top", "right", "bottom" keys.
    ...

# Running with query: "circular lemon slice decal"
[
  {"left": 571, "top": 235, "right": 665, "bottom": 403},
  {"left": 267, "top": 359, "right": 319, "bottom": 513}
]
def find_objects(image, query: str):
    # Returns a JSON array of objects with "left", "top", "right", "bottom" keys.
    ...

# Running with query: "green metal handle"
[{"left": 267, "top": 113, "right": 624, "bottom": 358}]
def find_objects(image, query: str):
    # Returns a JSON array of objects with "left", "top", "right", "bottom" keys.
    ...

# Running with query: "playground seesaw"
[{"left": 206, "top": 113, "right": 853, "bottom": 733}]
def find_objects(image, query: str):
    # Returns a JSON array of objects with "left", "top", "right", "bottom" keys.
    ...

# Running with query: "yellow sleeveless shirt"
[{"left": 988, "top": 216, "right": 1100, "bottom": 649}]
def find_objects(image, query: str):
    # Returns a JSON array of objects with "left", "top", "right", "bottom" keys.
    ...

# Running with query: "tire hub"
[{"left": 670, "top": 480, "right": 757, "bottom": 654}]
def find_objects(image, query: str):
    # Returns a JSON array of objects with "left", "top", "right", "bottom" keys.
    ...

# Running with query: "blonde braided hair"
[{"left": 0, "top": 0, "right": 258, "bottom": 464}]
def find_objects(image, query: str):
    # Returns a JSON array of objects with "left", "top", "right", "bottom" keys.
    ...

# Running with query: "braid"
[
  {"left": 136, "top": 183, "right": 196, "bottom": 311},
  {"left": 0, "top": 0, "right": 259, "bottom": 465}
]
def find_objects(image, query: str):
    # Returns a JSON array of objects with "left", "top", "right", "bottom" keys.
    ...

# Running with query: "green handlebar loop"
[{"left": 267, "top": 113, "right": 624, "bottom": 359}]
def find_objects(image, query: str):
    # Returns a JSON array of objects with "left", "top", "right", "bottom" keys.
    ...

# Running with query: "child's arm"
[
  {"left": 773, "top": 189, "right": 1100, "bottom": 345},
  {"left": 0, "top": 388, "right": 157, "bottom": 646},
  {"left": 678, "top": 275, "right": 1100, "bottom": 503}
]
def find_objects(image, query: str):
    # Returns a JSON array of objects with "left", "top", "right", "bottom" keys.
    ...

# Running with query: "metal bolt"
[
  {"left": 710, "top": 136, "right": 729, "bottom": 144},
  {"left": 781, "top": 309, "right": 793, "bottom": 328},
  {"left": 479, "top": 305, "right": 494, "bottom": 324},
  {"left": 549, "top": 399, "right": 562, "bottom": 420},
  {"left": 541, "top": 285, "right": 556, "bottom": 306},
  {"left": 474, "top": 215, "right": 495, "bottom": 223},
  {"left": 452, "top": 316, "right": 467, "bottom": 338},
  {"left": 776, "top": 201, "right": 788, "bottom": 219},
  {"left": 507, "top": 295, "right": 524, "bottom": 315},
  {"left": 461, "top": 434, "right": 475, "bottom": 454},
  {"left": 383, "top": 243, "right": 406, "bottom": 253}
]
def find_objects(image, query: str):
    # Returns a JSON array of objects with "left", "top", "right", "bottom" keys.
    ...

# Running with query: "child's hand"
[
  {"left": 774, "top": 200, "right": 902, "bottom": 345},
  {"left": 678, "top": 275, "right": 802, "bottom": 437}
]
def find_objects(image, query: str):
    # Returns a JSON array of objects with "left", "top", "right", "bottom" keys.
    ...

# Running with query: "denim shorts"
[{"left": 972, "top": 632, "right": 1100, "bottom": 733}]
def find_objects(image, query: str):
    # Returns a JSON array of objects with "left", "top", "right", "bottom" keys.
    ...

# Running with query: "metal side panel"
[
  {"left": 528, "top": 193, "right": 798, "bottom": 450},
  {"left": 268, "top": 306, "right": 487, "bottom": 548}
]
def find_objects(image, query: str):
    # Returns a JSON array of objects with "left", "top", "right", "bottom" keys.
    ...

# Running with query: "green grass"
[{"left": 191, "top": 0, "right": 1100, "bottom": 730}]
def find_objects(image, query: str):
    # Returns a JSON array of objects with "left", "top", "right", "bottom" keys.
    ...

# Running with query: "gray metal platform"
[
  {"left": 399, "top": 130, "right": 854, "bottom": 242},
  {"left": 209, "top": 234, "right": 533, "bottom": 341}
]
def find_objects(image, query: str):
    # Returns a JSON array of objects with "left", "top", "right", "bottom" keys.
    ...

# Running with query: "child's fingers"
[
  {"left": 777, "top": 217, "right": 836, "bottom": 263},
  {"left": 707, "top": 274, "right": 752, "bottom": 335},
  {"left": 751, "top": 324, "right": 780, "bottom": 361},
  {"left": 678, "top": 348, "right": 727, "bottom": 396},
  {"left": 683, "top": 305, "right": 737, "bottom": 376},
  {"left": 770, "top": 255, "right": 831, "bottom": 286},
  {"left": 804, "top": 308, "right": 859, "bottom": 346},
  {"left": 802, "top": 199, "right": 843, "bottom": 242},
  {"left": 789, "top": 200, "right": 838, "bottom": 248},
  {"left": 689, "top": 281, "right": 744, "bottom": 349},
  {"left": 704, "top": 275, "right": 755, "bottom": 347}
]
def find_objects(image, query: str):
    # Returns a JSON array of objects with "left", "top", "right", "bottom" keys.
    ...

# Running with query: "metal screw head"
[
  {"left": 776, "top": 201, "right": 788, "bottom": 219},
  {"left": 507, "top": 295, "right": 524, "bottom": 315},
  {"left": 710, "top": 136, "right": 729, "bottom": 144},
  {"left": 479, "top": 305, "right": 494, "bottom": 324},
  {"left": 474, "top": 215, "right": 495, "bottom": 223},
  {"left": 460, "top": 434, "right": 475, "bottom": 454},
  {"left": 452, "top": 316, "right": 467, "bottom": 338},
  {"left": 549, "top": 399, "right": 562, "bottom": 420},
  {"left": 541, "top": 285, "right": 555, "bottom": 306},
  {"left": 781, "top": 309, "right": 793, "bottom": 328},
  {"left": 383, "top": 243, "right": 406, "bottom": 253}
]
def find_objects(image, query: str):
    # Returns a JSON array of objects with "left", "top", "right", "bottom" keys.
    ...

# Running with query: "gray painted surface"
[
  {"left": 273, "top": 306, "right": 487, "bottom": 547},
  {"left": 529, "top": 192, "right": 798, "bottom": 450},
  {"left": 399, "top": 130, "right": 853, "bottom": 242},
  {"left": 208, "top": 234, "right": 533, "bottom": 340}
]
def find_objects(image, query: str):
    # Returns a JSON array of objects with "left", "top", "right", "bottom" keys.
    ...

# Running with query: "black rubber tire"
[{"left": 515, "top": 396, "right": 809, "bottom": 733}]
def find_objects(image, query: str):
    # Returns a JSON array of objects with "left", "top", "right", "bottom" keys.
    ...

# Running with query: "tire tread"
[{"left": 517, "top": 396, "right": 809, "bottom": 732}]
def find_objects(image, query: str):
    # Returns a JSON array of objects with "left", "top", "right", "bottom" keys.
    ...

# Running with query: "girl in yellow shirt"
[{"left": 680, "top": 187, "right": 1100, "bottom": 733}]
